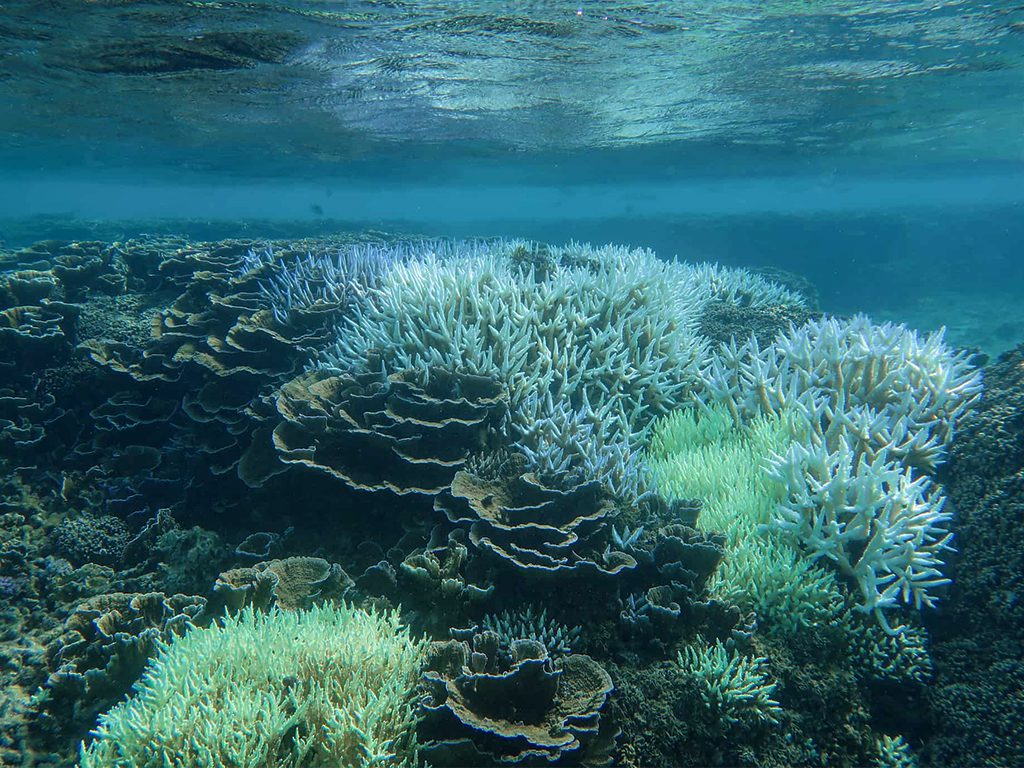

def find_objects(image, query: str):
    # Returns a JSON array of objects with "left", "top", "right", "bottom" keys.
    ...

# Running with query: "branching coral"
[
  {"left": 79, "top": 603, "right": 426, "bottom": 768},
  {"left": 644, "top": 403, "right": 845, "bottom": 633},
  {"left": 481, "top": 605, "right": 581, "bottom": 656},
  {"left": 767, "top": 440, "right": 953, "bottom": 629},
  {"left": 677, "top": 638, "right": 782, "bottom": 729},
  {"left": 313, "top": 240, "right": 802, "bottom": 499},
  {"left": 240, "top": 242, "right": 410, "bottom": 325},
  {"left": 870, "top": 734, "right": 918, "bottom": 768},
  {"left": 703, "top": 315, "right": 982, "bottom": 471},
  {"left": 700, "top": 316, "right": 981, "bottom": 631}
]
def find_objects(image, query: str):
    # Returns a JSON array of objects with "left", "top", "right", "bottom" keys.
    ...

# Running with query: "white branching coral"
[
  {"left": 767, "top": 441, "right": 953, "bottom": 630},
  {"left": 704, "top": 315, "right": 982, "bottom": 471},
  {"left": 701, "top": 315, "right": 981, "bottom": 631},
  {"left": 870, "top": 734, "right": 918, "bottom": 768},
  {"left": 677, "top": 639, "right": 782, "bottom": 729},
  {"left": 241, "top": 243, "right": 412, "bottom": 325},
  {"left": 314, "top": 240, "right": 803, "bottom": 498}
]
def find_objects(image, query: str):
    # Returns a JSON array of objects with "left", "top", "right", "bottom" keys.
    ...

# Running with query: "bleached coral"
[
  {"left": 767, "top": 440, "right": 954, "bottom": 630},
  {"left": 513, "top": 389, "right": 647, "bottom": 499},
  {"left": 481, "top": 604, "right": 581, "bottom": 656},
  {"left": 704, "top": 315, "right": 982, "bottom": 471},
  {"left": 686, "top": 262, "right": 807, "bottom": 309},
  {"left": 870, "top": 734, "right": 918, "bottom": 768},
  {"left": 79, "top": 603, "right": 426, "bottom": 768},
  {"left": 644, "top": 403, "right": 845, "bottom": 633},
  {"left": 241, "top": 243, "right": 411, "bottom": 325},
  {"left": 310, "top": 240, "right": 806, "bottom": 499},
  {"left": 677, "top": 638, "right": 782, "bottom": 729},
  {"left": 699, "top": 315, "right": 980, "bottom": 631}
]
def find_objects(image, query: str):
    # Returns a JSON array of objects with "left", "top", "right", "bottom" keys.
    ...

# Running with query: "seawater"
[{"left": 1, "top": 2, "right": 1022, "bottom": 767}]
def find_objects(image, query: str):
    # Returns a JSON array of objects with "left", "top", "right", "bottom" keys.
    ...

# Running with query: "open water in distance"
[{"left": 1, "top": 1, "right": 1022, "bottom": 354}]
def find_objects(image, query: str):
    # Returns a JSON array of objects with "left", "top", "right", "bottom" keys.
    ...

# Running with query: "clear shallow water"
[
  {"left": 2, "top": 1, "right": 1023, "bottom": 352},
  {"left": 2, "top": 0, "right": 1023, "bottom": 170},
  {"left": 2, "top": 4, "right": 1024, "bottom": 766}
]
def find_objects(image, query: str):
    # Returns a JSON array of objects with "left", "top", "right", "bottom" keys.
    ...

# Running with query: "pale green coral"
[
  {"left": 644, "top": 403, "right": 845, "bottom": 633},
  {"left": 677, "top": 639, "right": 782, "bottom": 729},
  {"left": 79, "top": 603, "right": 427, "bottom": 768},
  {"left": 870, "top": 734, "right": 918, "bottom": 768}
]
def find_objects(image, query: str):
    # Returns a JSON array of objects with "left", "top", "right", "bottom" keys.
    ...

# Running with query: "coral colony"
[{"left": 0, "top": 236, "right": 986, "bottom": 766}]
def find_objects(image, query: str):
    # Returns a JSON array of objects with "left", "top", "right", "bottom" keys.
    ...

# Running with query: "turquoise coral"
[{"left": 677, "top": 638, "right": 782, "bottom": 729}]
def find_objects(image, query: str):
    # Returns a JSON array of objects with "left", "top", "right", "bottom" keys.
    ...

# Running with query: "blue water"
[
  {"left": 3, "top": 2, "right": 1024, "bottom": 766},
  {"left": 3, "top": 1, "right": 1023, "bottom": 352}
]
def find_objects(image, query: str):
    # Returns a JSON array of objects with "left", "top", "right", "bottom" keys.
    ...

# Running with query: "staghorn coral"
[
  {"left": 240, "top": 242, "right": 408, "bottom": 325},
  {"left": 768, "top": 440, "right": 954, "bottom": 629},
  {"left": 79, "top": 603, "right": 426, "bottom": 768},
  {"left": 513, "top": 390, "right": 646, "bottom": 499},
  {"left": 703, "top": 315, "right": 982, "bottom": 472},
  {"left": 677, "top": 638, "right": 782, "bottom": 730},
  {"left": 699, "top": 316, "right": 981, "bottom": 631},
  {"left": 871, "top": 734, "right": 918, "bottom": 768}
]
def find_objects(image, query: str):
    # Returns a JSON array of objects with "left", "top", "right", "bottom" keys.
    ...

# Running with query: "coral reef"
[
  {"left": 316, "top": 241, "right": 806, "bottom": 501},
  {"left": 700, "top": 316, "right": 981, "bottom": 630},
  {"left": 79, "top": 603, "right": 426, "bottom": 768},
  {"left": 481, "top": 605, "right": 581, "bottom": 657},
  {"left": 42, "top": 592, "right": 206, "bottom": 731},
  {"left": 419, "top": 632, "right": 616, "bottom": 765},
  {"left": 644, "top": 403, "right": 845, "bottom": 634},
  {"left": 0, "top": 234, "right": 995, "bottom": 767}
]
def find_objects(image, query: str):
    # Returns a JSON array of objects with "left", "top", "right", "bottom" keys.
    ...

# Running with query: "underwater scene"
[{"left": 1, "top": 2, "right": 1023, "bottom": 767}]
